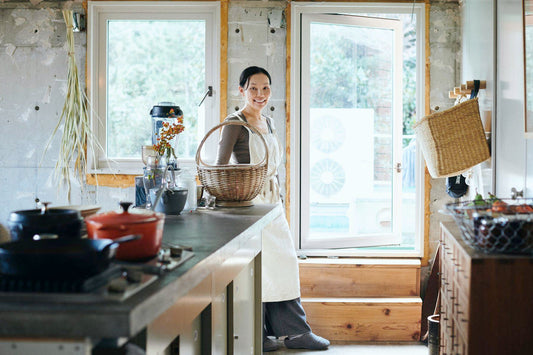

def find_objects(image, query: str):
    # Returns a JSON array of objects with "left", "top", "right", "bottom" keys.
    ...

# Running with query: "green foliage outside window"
[
  {"left": 107, "top": 20, "right": 205, "bottom": 159},
  {"left": 309, "top": 14, "right": 417, "bottom": 148}
]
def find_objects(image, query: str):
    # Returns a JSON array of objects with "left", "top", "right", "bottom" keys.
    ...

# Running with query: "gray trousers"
[{"left": 263, "top": 297, "right": 312, "bottom": 338}]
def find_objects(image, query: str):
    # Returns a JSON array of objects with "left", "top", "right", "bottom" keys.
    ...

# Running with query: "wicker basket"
[
  {"left": 195, "top": 121, "right": 268, "bottom": 207},
  {"left": 413, "top": 98, "right": 490, "bottom": 178}
]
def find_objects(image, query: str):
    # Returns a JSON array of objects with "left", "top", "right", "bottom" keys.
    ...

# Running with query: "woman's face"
[{"left": 240, "top": 73, "right": 271, "bottom": 111}]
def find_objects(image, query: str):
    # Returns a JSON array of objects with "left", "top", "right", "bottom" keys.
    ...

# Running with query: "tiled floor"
[{"left": 268, "top": 341, "right": 428, "bottom": 354}]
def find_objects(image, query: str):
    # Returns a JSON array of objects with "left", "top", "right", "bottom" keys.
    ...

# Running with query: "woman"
[{"left": 216, "top": 66, "right": 330, "bottom": 352}]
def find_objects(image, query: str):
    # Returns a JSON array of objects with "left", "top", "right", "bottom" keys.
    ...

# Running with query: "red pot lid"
[{"left": 85, "top": 202, "right": 163, "bottom": 225}]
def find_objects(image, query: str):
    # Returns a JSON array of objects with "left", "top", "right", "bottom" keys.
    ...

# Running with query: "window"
[
  {"left": 291, "top": 3, "right": 425, "bottom": 256},
  {"left": 88, "top": 1, "right": 220, "bottom": 173}
]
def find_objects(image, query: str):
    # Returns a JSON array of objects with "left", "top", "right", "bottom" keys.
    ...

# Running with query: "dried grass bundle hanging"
[{"left": 42, "top": 10, "right": 93, "bottom": 201}]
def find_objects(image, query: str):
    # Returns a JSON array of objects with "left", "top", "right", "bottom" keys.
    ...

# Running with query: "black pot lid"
[
  {"left": 150, "top": 102, "right": 183, "bottom": 117},
  {"left": 8, "top": 208, "right": 81, "bottom": 224}
]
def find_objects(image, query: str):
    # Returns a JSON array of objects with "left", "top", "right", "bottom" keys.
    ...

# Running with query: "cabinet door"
[
  {"left": 179, "top": 314, "right": 202, "bottom": 355},
  {"left": 211, "top": 290, "right": 227, "bottom": 355},
  {"left": 232, "top": 260, "right": 256, "bottom": 355},
  {"left": 495, "top": 0, "right": 528, "bottom": 197}
]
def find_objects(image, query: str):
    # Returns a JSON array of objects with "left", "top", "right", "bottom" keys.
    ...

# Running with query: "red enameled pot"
[{"left": 85, "top": 202, "right": 165, "bottom": 261}]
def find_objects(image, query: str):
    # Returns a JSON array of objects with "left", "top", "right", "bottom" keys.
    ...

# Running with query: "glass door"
[{"left": 300, "top": 14, "right": 404, "bottom": 249}]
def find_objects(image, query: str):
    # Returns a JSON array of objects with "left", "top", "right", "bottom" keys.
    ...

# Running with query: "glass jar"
[
  {"left": 180, "top": 168, "right": 197, "bottom": 212},
  {"left": 142, "top": 156, "right": 167, "bottom": 209}
]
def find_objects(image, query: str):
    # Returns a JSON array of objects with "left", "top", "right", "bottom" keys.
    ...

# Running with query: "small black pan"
[{"left": 0, "top": 235, "right": 141, "bottom": 279}]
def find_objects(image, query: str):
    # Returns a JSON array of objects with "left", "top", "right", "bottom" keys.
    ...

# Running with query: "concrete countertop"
[{"left": 0, "top": 204, "right": 281, "bottom": 339}]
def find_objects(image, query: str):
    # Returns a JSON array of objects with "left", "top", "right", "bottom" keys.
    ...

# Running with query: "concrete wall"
[
  {"left": 423, "top": 0, "right": 463, "bottom": 294},
  {"left": 0, "top": 0, "right": 461, "bottom": 278},
  {"left": 0, "top": 1, "right": 125, "bottom": 240},
  {"left": 227, "top": 1, "right": 288, "bottom": 182}
]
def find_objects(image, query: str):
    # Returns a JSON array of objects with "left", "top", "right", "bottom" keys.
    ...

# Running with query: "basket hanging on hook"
[{"left": 413, "top": 97, "right": 490, "bottom": 178}]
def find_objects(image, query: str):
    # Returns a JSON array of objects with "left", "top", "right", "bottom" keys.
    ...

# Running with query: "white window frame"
[
  {"left": 291, "top": 2, "right": 426, "bottom": 257},
  {"left": 87, "top": 1, "right": 220, "bottom": 174}
]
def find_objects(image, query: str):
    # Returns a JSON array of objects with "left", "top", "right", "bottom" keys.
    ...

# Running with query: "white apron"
[{"left": 239, "top": 115, "right": 301, "bottom": 302}]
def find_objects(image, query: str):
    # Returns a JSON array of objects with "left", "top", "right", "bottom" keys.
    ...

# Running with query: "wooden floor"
[{"left": 269, "top": 340, "right": 428, "bottom": 354}]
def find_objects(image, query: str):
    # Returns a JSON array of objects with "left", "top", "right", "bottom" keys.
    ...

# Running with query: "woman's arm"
[{"left": 215, "top": 124, "right": 243, "bottom": 165}]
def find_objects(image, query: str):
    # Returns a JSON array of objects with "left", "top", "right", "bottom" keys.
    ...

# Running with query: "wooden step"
[
  {"left": 299, "top": 258, "right": 420, "bottom": 298},
  {"left": 301, "top": 297, "right": 422, "bottom": 342}
]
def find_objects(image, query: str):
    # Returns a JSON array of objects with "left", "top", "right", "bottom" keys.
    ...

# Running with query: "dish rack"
[{"left": 445, "top": 198, "right": 533, "bottom": 255}]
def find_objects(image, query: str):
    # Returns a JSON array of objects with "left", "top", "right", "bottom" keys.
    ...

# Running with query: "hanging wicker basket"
[
  {"left": 196, "top": 120, "right": 269, "bottom": 207},
  {"left": 413, "top": 98, "right": 490, "bottom": 178}
]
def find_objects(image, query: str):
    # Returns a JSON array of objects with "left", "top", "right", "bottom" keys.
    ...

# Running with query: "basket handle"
[{"left": 196, "top": 120, "right": 269, "bottom": 168}]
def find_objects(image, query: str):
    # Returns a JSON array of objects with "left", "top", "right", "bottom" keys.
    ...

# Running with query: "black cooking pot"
[
  {"left": 7, "top": 203, "right": 83, "bottom": 241},
  {"left": 0, "top": 235, "right": 140, "bottom": 279}
]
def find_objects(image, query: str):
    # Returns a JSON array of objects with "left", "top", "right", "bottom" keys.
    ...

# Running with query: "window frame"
[
  {"left": 290, "top": 2, "right": 426, "bottom": 257},
  {"left": 87, "top": 1, "right": 220, "bottom": 174}
]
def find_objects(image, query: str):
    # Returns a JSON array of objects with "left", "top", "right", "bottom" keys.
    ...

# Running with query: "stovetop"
[{"left": 0, "top": 249, "right": 194, "bottom": 303}]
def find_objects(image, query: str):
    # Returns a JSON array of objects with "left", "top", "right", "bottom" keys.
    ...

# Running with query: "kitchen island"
[{"left": 0, "top": 204, "right": 282, "bottom": 354}]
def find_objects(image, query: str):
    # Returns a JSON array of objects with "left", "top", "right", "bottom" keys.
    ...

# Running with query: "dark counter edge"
[{"left": 0, "top": 204, "right": 282, "bottom": 339}]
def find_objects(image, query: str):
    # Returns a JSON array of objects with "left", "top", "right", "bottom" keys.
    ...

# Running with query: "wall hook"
[{"left": 72, "top": 13, "right": 85, "bottom": 32}]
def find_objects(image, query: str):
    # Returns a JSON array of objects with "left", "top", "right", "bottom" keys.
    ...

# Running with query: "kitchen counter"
[{"left": 0, "top": 204, "right": 281, "bottom": 352}]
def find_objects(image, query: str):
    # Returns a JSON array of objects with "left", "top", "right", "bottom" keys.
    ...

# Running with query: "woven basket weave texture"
[
  {"left": 196, "top": 121, "right": 268, "bottom": 203},
  {"left": 414, "top": 98, "right": 490, "bottom": 178}
]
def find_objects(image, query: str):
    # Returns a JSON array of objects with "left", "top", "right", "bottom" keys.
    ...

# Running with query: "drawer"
[
  {"left": 455, "top": 330, "right": 468, "bottom": 355},
  {"left": 454, "top": 289, "right": 469, "bottom": 337},
  {"left": 456, "top": 247, "right": 471, "bottom": 280},
  {"left": 440, "top": 266, "right": 452, "bottom": 300},
  {"left": 442, "top": 321, "right": 455, "bottom": 355},
  {"left": 441, "top": 240, "right": 455, "bottom": 262},
  {"left": 440, "top": 297, "right": 454, "bottom": 334}
]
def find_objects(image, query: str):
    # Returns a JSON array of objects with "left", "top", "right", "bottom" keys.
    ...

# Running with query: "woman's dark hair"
[{"left": 239, "top": 66, "right": 272, "bottom": 89}]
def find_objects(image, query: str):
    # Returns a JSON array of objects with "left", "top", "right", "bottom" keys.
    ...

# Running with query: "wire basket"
[
  {"left": 195, "top": 121, "right": 268, "bottom": 207},
  {"left": 445, "top": 198, "right": 533, "bottom": 255}
]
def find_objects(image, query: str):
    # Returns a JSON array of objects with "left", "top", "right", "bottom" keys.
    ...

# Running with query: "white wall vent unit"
[{"left": 309, "top": 108, "right": 374, "bottom": 204}]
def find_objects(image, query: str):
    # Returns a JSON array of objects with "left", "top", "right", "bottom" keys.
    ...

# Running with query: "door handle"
[
  {"left": 511, "top": 187, "right": 523, "bottom": 199},
  {"left": 395, "top": 162, "right": 402, "bottom": 173}
]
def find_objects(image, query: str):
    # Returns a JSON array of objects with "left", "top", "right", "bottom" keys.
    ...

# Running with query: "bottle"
[{"left": 181, "top": 168, "right": 197, "bottom": 212}]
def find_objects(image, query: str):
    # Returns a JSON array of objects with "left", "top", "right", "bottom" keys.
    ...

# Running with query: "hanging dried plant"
[{"left": 42, "top": 10, "right": 94, "bottom": 202}]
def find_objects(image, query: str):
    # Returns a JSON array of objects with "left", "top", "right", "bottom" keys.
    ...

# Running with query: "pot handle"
[
  {"left": 102, "top": 234, "right": 142, "bottom": 254},
  {"left": 119, "top": 201, "right": 133, "bottom": 213},
  {"left": 33, "top": 233, "right": 58, "bottom": 240},
  {"left": 111, "top": 234, "right": 142, "bottom": 245},
  {"left": 39, "top": 201, "right": 51, "bottom": 214}
]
